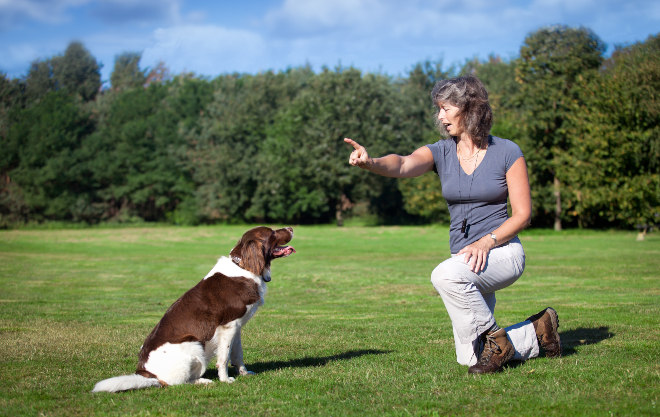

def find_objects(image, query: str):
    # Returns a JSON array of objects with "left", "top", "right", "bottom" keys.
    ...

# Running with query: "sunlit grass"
[{"left": 1, "top": 225, "right": 659, "bottom": 416}]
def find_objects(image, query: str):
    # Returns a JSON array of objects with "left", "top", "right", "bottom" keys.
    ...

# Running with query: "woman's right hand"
[{"left": 345, "top": 138, "right": 372, "bottom": 169}]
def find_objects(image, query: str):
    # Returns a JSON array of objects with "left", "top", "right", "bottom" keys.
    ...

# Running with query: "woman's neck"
[{"left": 455, "top": 134, "right": 485, "bottom": 158}]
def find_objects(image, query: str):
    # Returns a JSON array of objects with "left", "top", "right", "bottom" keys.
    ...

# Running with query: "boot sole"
[{"left": 545, "top": 307, "right": 562, "bottom": 358}]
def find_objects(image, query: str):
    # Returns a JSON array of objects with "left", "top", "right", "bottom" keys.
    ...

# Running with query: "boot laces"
[{"left": 478, "top": 333, "right": 502, "bottom": 365}]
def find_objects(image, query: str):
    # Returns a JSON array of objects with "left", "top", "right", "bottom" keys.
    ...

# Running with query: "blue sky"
[{"left": 1, "top": 0, "right": 659, "bottom": 84}]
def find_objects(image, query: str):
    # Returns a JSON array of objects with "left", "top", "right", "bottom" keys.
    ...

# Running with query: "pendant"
[{"left": 461, "top": 218, "right": 467, "bottom": 233}]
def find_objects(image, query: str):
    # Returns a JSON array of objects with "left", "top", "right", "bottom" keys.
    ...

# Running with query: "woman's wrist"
[{"left": 482, "top": 233, "right": 497, "bottom": 250}]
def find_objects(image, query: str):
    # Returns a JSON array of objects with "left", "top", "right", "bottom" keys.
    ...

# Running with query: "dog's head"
[{"left": 229, "top": 226, "right": 295, "bottom": 281}]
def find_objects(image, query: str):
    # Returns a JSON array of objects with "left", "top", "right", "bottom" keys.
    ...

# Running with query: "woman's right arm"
[{"left": 345, "top": 138, "right": 435, "bottom": 178}]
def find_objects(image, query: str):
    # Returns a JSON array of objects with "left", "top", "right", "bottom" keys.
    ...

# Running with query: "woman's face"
[{"left": 437, "top": 102, "right": 462, "bottom": 136}]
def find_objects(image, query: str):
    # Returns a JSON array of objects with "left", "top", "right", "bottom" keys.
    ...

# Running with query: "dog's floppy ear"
[{"left": 240, "top": 239, "right": 265, "bottom": 276}]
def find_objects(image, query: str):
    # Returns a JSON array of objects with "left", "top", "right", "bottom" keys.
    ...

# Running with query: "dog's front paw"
[
  {"left": 194, "top": 378, "right": 214, "bottom": 385},
  {"left": 239, "top": 369, "right": 255, "bottom": 376},
  {"left": 220, "top": 377, "right": 235, "bottom": 384}
]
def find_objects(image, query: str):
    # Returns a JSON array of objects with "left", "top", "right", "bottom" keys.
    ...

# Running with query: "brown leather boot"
[
  {"left": 468, "top": 328, "right": 515, "bottom": 374},
  {"left": 526, "top": 307, "right": 562, "bottom": 358}
]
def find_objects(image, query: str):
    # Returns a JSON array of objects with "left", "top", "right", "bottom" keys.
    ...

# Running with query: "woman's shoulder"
[
  {"left": 426, "top": 138, "right": 454, "bottom": 156},
  {"left": 428, "top": 138, "right": 453, "bottom": 147},
  {"left": 489, "top": 136, "right": 523, "bottom": 155},
  {"left": 489, "top": 136, "right": 524, "bottom": 171}
]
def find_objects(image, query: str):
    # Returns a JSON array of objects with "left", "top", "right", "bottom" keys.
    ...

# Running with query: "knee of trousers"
[{"left": 430, "top": 263, "right": 464, "bottom": 294}]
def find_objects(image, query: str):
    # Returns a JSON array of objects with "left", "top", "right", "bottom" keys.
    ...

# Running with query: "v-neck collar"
[{"left": 454, "top": 137, "right": 490, "bottom": 177}]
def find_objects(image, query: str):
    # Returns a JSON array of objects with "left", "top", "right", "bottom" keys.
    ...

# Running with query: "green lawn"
[{"left": 0, "top": 225, "right": 658, "bottom": 416}]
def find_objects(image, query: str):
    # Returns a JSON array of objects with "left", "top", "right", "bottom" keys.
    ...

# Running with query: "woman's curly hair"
[{"left": 431, "top": 75, "right": 493, "bottom": 144}]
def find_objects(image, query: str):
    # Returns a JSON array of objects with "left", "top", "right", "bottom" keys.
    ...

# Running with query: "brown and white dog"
[{"left": 92, "top": 226, "right": 295, "bottom": 393}]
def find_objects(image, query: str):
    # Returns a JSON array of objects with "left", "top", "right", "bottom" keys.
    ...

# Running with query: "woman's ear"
[{"left": 240, "top": 239, "right": 265, "bottom": 276}]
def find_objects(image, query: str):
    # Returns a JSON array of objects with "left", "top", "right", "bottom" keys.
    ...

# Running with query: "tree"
[
  {"left": 52, "top": 41, "right": 102, "bottom": 101},
  {"left": 395, "top": 60, "right": 455, "bottom": 224},
  {"left": 561, "top": 33, "right": 660, "bottom": 230},
  {"left": 398, "top": 172, "right": 450, "bottom": 224},
  {"left": 0, "top": 73, "right": 25, "bottom": 144},
  {"left": 1, "top": 92, "right": 96, "bottom": 224},
  {"left": 461, "top": 55, "right": 522, "bottom": 141},
  {"left": 21, "top": 42, "right": 101, "bottom": 103},
  {"left": 85, "top": 75, "right": 214, "bottom": 223},
  {"left": 254, "top": 67, "right": 419, "bottom": 225},
  {"left": 110, "top": 52, "right": 147, "bottom": 91},
  {"left": 145, "top": 61, "right": 173, "bottom": 87},
  {"left": 24, "top": 59, "right": 57, "bottom": 103},
  {"left": 182, "top": 68, "right": 314, "bottom": 224},
  {"left": 515, "top": 25, "right": 606, "bottom": 230}
]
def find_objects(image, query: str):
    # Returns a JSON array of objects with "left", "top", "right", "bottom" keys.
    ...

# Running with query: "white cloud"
[
  {"left": 260, "top": 0, "right": 660, "bottom": 43},
  {"left": 2, "top": 0, "right": 659, "bottom": 81},
  {"left": 141, "top": 25, "right": 268, "bottom": 75},
  {"left": 133, "top": 0, "right": 660, "bottom": 78},
  {"left": 262, "top": 0, "right": 390, "bottom": 36},
  {"left": 259, "top": 0, "right": 536, "bottom": 43}
]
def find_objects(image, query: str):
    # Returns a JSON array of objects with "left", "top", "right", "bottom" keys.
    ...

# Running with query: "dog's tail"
[{"left": 92, "top": 374, "right": 162, "bottom": 393}]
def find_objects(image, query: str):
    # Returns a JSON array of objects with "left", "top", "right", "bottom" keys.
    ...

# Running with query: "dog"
[{"left": 92, "top": 226, "right": 295, "bottom": 392}]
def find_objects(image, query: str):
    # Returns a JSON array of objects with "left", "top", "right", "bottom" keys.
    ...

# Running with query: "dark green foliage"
[
  {"left": 561, "top": 34, "right": 660, "bottom": 227},
  {"left": 86, "top": 76, "right": 214, "bottom": 223},
  {"left": 183, "top": 68, "right": 314, "bottom": 224},
  {"left": 22, "top": 42, "right": 101, "bottom": 103},
  {"left": 1, "top": 29, "right": 658, "bottom": 229},
  {"left": 461, "top": 55, "right": 522, "bottom": 140},
  {"left": 24, "top": 60, "right": 57, "bottom": 103},
  {"left": 402, "top": 60, "right": 456, "bottom": 145},
  {"left": 0, "top": 73, "right": 25, "bottom": 146},
  {"left": 1, "top": 92, "right": 95, "bottom": 224},
  {"left": 255, "top": 68, "right": 420, "bottom": 224},
  {"left": 393, "top": 61, "right": 454, "bottom": 224},
  {"left": 1, "top": 41, "right": 101, "bottom": 226},
  {"left": 398, "top": 172, "right": 450, "bottom": 224},
  {"left": 53, "top": 41, "right": 102, "bottom": 102},
  {"left": 110, "top": 52, "right": 147, "bottom": 91},
  {"left": 515, "top": 25, "right": 606, "bottom": 229}
]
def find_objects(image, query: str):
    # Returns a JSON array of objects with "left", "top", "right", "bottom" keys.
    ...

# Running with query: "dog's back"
[{"left": 136, "top": 273, "right": 263, "bottom": 374}]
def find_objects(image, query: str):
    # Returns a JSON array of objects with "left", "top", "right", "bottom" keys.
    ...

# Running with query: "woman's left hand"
[{"left": 457, "top": 236, "right": 495, "bottom": 273}]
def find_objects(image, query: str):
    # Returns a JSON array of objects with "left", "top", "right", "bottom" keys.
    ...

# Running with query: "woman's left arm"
[{"left": 458, "top": 157, "right": 532, "bottom": 272}]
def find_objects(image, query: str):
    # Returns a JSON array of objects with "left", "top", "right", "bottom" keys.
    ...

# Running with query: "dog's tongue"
[{"left": 273, "top": 245, "right": 296, "bottom": 257}]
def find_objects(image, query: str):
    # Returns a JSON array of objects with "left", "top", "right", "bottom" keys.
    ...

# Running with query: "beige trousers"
[{"left": 431, "top": 237, "right": 539, "bottom": 366}]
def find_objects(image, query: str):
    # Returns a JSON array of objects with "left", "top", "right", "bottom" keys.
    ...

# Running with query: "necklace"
[
  {"left": 457, "top": 139, "right": 483, "bottom": 235},
  {"left": 457, "top": 147, "right": 481, "bottom": 161}
]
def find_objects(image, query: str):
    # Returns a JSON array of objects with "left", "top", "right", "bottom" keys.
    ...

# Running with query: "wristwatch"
[{"left": 490, "top": 233, "right": 497, "bottom": 245}]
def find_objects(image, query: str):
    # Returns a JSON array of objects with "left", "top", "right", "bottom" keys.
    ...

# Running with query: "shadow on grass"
[
  {"left": 202, "top": 349, "right": 390, "bottom": 380},
  {"left": 558, "top": 326, "right": 613, "bottom": 357}
]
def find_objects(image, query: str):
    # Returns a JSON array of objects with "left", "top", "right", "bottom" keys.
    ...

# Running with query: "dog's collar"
[{"left": 230, "top": 254, "right": 270, "bottom": 282}]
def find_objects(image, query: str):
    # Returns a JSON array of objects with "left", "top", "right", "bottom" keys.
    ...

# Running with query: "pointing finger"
[{"left": 344, "top": 138, "right": 362, "bottom": 150}]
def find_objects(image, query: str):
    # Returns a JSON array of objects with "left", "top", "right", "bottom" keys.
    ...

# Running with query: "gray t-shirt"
[{"left": 426, "top": 136, "right": 524, "bottom": 253}]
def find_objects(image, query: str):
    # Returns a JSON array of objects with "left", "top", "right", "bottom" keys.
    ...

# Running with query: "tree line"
[{"left": 1, "top": 26, "right": 658, "bottom": 229}]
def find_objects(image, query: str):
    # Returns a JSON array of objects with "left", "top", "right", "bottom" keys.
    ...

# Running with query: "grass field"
[{"left": 0, "top": 225, "right": 659, "bottom": 416}]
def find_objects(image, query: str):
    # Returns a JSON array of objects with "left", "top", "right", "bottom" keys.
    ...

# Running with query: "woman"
[{"left": 345, "top": 75, "right": 561, "bottom": 374}]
